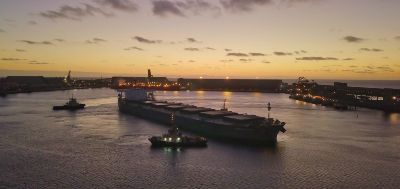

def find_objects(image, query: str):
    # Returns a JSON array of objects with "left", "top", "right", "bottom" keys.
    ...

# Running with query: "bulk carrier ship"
[{"left": 118, "top": 89, "right": 286, "bottom": 145}]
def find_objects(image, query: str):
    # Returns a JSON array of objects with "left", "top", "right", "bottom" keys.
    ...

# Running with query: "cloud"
[
  {"left": 188, "top": 60, "right": 196, "bottom": 62},
  {"left": 296, "top": 57, "right": 339, "bottom": 61},
  {"left": 375, "top": 66, "right": 394, "bottom": 72},
  {"left": 187, "top": 37, "right": 201, "bottom": 43},
  {"left": 239, "top": 58, "right": 253, "bottom": 62},
  {"left": 184, "top": 47, "right": 200, "bottom": 51},
  {"left": 205, "top": 47, "right": 216, "bottom": 50},
  {"left": 220, "top": 0, "right": 272, "bottom": 12},
  {"left": 28, "top": 62, "right": 52, "bottom": 65},
  {"left": 94, "top": 0, "right": 138, "bottom": 12},
  {"left": 283, "top": 0, "right": 321, "bottom": 6},
  {"left": 274, "top": 51, "right": 292, "bottom": 56},
  {"left": 341, "top": 65, "right": 394, "bottom": 74},
  {"left": 16, "top": 49, "right": 26, "bottom": 52},
  {"left": 0, "top": 28, "right": 5, "bottom": 33},
  {"left": 176, "top": 0, "right": 221, "bottom": 16},
  {"left": 225, "top": 48, "right": 232, "bottom": 52},
  {"left": 39, "top": 4, "right": 112, "bottom": 21},
  {"left": 152, "top": 0, "right": 221, "bottom": 17},
  {"left": 359, "top": 48, "right": 383, "bottom": 52},
  {"left": 227, "top": 52, "right": 248, "bottom": 57},
  {"left": 394, "top": 36, "right": 400, "bottom": 40},
  {"left": 220, "top": 59, "right": 234, "bottom": 63},
  {"left": 54, "top": 38, "right": 65, "bottom": 42},
  {"left": 133, "top": 36, "right": 162, "bottom": 44},
  {"left": 294, "top": 50, "right": 307, "bottom": 54},
  {"left": 124, "top": 46, "right": 144, "bottom": 51},
  {"left": 249, "top": 52, "right": 266, "bottom": 56},
  {"left": 261, "top": 61, "right": 271, "bottom": 63},
  {"left": 19, "top": 40, "right": 53, "bottom": 45},
  {"left": 1, "top": 58, "right": 25, "bottom": 61},
  {"left": 343, "top": 58, "right": 354, "bottom": 61},
  {"left": 1, "top": 58, "right": 52, "bottom": 65},
  {"left": 352, "top": 70, "right": 375, "bottom": 74},
  {"left": 86, "top": 38, "right": 107, "bottom": 44},
  {"left": 152, "top": 0, "right": 185, "bottom": 17},
  {"left": 27, "top": 21, "right": 37, "bottom": 25},
  {"left": 343, "top": 35, "right": 364, "bottom": 43}
]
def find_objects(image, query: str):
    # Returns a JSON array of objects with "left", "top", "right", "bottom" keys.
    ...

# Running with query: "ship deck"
[{"left": 128, "top": 100, "right": 271, "bottom": 127}]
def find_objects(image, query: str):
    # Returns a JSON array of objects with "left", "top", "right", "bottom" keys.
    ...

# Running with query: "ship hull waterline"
[{"left": 53, "top": 104, "right": 85, "bottom": 111}]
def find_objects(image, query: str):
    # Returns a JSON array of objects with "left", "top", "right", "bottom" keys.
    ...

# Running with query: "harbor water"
[{"left": 0, "top": 88, "right": 399, "bottom": 188}]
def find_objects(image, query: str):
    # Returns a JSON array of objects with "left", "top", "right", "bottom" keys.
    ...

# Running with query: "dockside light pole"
[{"left": 267, "top": 102, "right": 271, "bottom": 119}]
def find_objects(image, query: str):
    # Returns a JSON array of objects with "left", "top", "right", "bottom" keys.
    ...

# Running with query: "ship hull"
[
  {"left": 119, "top": 99, "right": 283, "bottom": 145},
  {"left": 148, "top": 137, "right": 207, "bottom": 147},
  {"left": 53, "top": 104, "right": 85, "bottom": 110}
]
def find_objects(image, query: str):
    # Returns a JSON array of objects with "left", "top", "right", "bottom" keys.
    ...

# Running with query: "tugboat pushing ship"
[
  {"left": 149, "top": 113, "right": 208, "bottom": 147},
  {"left": 118, "top": 89, "right": 286, "bottom": 145}
]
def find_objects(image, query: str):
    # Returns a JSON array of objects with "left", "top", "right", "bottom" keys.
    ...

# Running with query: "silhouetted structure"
[
  {"left": 111, "top": 69, "right": 179, "bottom": 90},
  {"left": 148, "top": 69, "right": 153, "bottom": 78},
  {"left": 0, "top": 73, "right": 111, "bottom": 95},
  {"left": 111, "top": 76, "right": 170, "bottom": 88},
  {"left": 1, "top": 76, "right": 65, "bottom": 93},
  {"left": 65, "top": 70, "right": 72, "bottom": 85},
  {"left": 177, "top": 78, "right": 283, "bottom": 92},
  {"left": 289, "top": 77, "right": 400, "bottom": 112}
]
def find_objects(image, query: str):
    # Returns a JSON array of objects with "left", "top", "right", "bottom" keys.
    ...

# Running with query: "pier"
[{"left": 289, "top": 77, "right": 400, "bottom": 112}]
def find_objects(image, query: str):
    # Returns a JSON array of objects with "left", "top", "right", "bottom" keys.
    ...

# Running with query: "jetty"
[{"left": 289, "top": 77, "right": 400, "bottom": 112}]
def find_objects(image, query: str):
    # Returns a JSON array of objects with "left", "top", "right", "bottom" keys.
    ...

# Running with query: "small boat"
[
  {"left": 53, "top": 96, "right": 85, "bottom": 110},
  {"left": 148, "top": 113, "right": 207, "bottom": 147}
]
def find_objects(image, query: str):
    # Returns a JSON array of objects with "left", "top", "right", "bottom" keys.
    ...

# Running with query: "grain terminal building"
[
  {"left": 111, "top": 77, "right": 283, "bottom": 92},
  {"left": 177, "top": 78, "right": 283, "bottom": 92}
]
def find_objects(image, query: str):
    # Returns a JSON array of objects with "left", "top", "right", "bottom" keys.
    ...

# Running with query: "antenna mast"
[{"left": 221, "top": 99, "right": 228, "bottom": 111}]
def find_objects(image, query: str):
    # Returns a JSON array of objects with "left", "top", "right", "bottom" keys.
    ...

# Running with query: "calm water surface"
[{"left": 0, "top": 88, "right": 399, "bottom": 188}]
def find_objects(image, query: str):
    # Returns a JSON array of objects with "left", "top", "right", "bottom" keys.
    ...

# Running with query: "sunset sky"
[{"left": 0, "top": 0, "right": 399, "bottom": 79}]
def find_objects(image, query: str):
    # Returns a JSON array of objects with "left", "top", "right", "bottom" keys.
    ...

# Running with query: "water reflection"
[
  {"left": 222, "top": 91, "right": 232, "bottom": 99},
  {"left": 382, "top": 112, "right": 400, "bottom": 126},
  {"left": 1, "top": 88, "right": 400, "bottom": 188}
]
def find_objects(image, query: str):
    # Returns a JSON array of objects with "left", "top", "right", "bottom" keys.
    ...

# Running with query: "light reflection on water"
[{"left": 0, "top": 88, "right": 399, "bottom": 188}]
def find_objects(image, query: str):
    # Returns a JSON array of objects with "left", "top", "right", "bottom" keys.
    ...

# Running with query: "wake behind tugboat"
[{"left": 118, "top": 89, "right": 286, "bottom": 145}]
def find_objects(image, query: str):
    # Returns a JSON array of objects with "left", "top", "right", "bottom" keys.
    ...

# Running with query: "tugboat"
[
  {"left": 148, "top": 113, "right": 207, "bottom": 147},
  {"left": 53, "top": 95, "right": 85, "bottom": 110}
]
